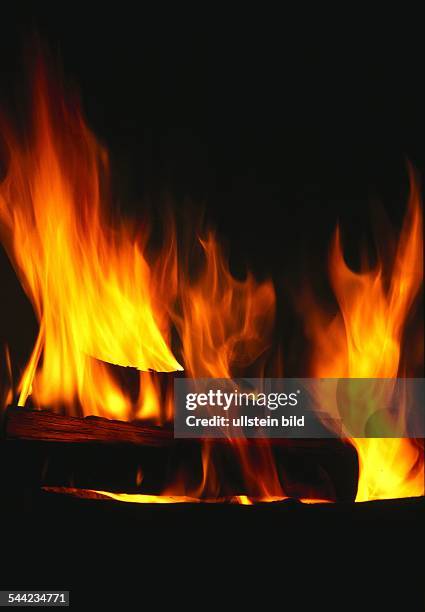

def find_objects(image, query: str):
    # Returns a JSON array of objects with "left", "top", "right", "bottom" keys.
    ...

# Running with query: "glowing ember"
[{"left": 42, "top": 487, "right": 333, "bottom": 505}]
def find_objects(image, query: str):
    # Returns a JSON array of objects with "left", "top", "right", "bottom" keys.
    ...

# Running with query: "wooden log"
[
  {"left": 3, "top": 406, "right": 173, "bottom": 446},
  {"left": 1, "top": 406, "right": 359, "bottom": 502},
  {"left": 3, "top": 405, "right": 353, "bottom": 450}
]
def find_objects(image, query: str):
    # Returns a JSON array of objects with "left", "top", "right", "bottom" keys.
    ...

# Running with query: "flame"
[
  {"left": 0, "top": 62, "right": 181, "bottom": 418},
  {"left": 172, "top": 236, "right": 287, "bottom": 499},
  {"left": 177, "top": 233, "right": 275, "bottom": 379},
  {"left": 136, "top": 372, "right": 161, "bottom": 421},
  {"left": 305, "top": 168, "right": 423, "bottom": 501}
]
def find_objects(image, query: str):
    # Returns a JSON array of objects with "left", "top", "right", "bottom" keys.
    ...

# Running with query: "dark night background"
[{"left": 0, "top": 5, "right": 423, "bottom": 603}]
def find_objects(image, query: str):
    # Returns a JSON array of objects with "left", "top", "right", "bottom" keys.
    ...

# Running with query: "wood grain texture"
[{"left": 4, "top": 407, "right": 173, "bottom": 446}]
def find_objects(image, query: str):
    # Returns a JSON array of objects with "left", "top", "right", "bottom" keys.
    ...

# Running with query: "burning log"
[
  {"left": 1, "top": 406, "right": 359, "bottom": 502},
  {"left": 3, "top": 406, "right": 173, "bottom": 446}
]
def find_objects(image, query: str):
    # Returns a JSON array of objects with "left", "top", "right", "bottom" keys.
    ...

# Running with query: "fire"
[
  {"left": 0, "top": 60, "right": 286, "bottom": 501},
  {"left": 0, "top": 57, "right": 423, "bottom": 504},
  {"left": 177, "top": 233, "right": 275, "bottom": 380},
  {"left": 0, "top": 62, "right": 182, "bottom": 418},
  {"left": 173, "top": 233, "right": 283, "bottom": 499},
  {"left": 305, "top": 168, "right": 424, "bottom": 501}
]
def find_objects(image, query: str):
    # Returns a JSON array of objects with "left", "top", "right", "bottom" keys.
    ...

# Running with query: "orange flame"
[
  {"left": 172, "top": 235, "right": 286, "bottom": 499},
  {"left": 0, "top": 63, "right": 181, "bottom": 418},
  {"left": 305, "top": 169, "right": 424, "bottom": 501},
  {"left": 177, "top": 233, "right": 275, "bottom": 379}
]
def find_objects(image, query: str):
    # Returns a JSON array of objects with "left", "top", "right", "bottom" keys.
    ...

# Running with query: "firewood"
[
  {"left": 3, "top": 406, "right": 173, "bottom": 446},
  {"left": 3, "top": 405, "right": 354, "bottom": 451},
  {"left": 1, "top": 406, "right": 359, "bottom": 502}
]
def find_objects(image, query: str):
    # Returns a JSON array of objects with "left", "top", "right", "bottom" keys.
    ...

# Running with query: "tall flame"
[
  {"left": 305, "top": 169, "right": 423, "bottom": 501},
  {"left": 0, "top": 63, "right": 181, "bottom": 418},
  {"left": 170, "top": 233, "right": 283, "bottom": 498}
]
